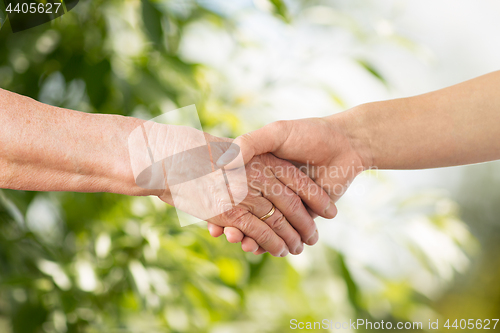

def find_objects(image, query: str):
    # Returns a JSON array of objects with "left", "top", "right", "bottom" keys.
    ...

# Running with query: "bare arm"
[
  {"left": 0, "top": 88, "right": 145, "bottom": 195},
  {"left": 214, "top": 71, "right": 500, "bottom": 251},
  {"left": 0, "top": 88, "right": 335, "bottom": 256},
  {"left": 336, "top": 70, "right": 500, "bottom": 170}
]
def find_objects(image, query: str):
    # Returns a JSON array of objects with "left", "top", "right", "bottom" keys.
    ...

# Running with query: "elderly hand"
[{"left": 128, "top": 121, "right": 335, "bottom": 257}]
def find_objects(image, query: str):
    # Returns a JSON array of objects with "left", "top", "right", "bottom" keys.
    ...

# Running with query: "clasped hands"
[
  {"left": 136, "top": 116, "right": 368, "bottom": 257},
  {"left": 206, "top": 117, "right": 368, "bottom": 256}
]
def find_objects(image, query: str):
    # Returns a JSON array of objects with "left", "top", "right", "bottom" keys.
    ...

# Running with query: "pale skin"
[
  {"left": 212, "top": 70, "right": 500, "bottom": 252},
  {"left": 0, "top": 88, "right": 336, "bottom": 257}
]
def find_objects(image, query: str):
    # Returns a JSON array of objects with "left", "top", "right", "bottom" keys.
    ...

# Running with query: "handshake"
[
  {"left": 1, "top": 72, "right": 497, "bottom": 256},
  {"left": 207, "top": 117, "right": 367, "bottom": 257},
  {"left": 125, "top": 71, "right": 500, "bottom": 257},
  {"left": 129, "top": 113, "right": 370, "bottom": 257}
]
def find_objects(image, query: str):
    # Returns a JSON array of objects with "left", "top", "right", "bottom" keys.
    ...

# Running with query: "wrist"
[
  {"left": 324, "top": 103, "right": 375, "bottom": 171},
  {"left": 114, "top": 116, "right": 170, "bottom": 198}
]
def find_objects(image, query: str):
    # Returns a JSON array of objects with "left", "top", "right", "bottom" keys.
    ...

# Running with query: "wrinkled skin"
[
  {"left": 209, "top": 117, "right": 366, "bottom": 253},
  {"left": 128, "top": 122, "right": 333, "bottom": 257}
]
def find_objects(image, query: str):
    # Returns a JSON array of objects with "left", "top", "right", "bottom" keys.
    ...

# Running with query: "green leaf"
[
  {"left": 356, "top": 59, "right": 388, "bottom": 86},
  {"left": 338, "top": 254, "right": 361, "bottom": 310},
  {"left": 269, "top": 0, "right": 290, "bottom": 23},
  {"left": 142, "top": 0, "right": 164, "bottom": 47}
]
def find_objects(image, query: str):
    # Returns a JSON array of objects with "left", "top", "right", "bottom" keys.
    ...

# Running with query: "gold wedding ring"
[{"left": 259, "top": 204, "right": 276, "bottom": 221}]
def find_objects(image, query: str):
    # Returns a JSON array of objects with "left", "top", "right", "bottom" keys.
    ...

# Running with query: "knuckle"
[
  {"left": 268, "top": 214, "right": 287, "bottom": 232},
  {"left": 239, "top": 132, "right": 253, "bottom": 146},
  {"left": 221, "top": 207, "right": 247, "bottom": 226},
  {"left": 254, "top": 228, "right": 282, "bottom": 255},
  {"left": 240, "top": 199, "right": 257, "bottom": 215},
  {"left": 287, "top": 194, "right": 304, "bottom": 215},
  {"left": 232, "top": 211, "right": 253, "bottom": 230},
  {"left": 269, "top": 120, "right": 289, "bottom": 133},
  {"left": 258, "top": 228, "right": 273, "bottom": 245},
  {"left": 295, "top": 173, "right": 311, "bottom": 194}
]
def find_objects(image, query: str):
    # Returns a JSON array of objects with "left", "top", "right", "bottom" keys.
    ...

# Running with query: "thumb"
[{"left": 216, "top": 121, "right": 289, "bottom": 169}]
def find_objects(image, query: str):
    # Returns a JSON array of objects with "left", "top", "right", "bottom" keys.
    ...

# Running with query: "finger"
[
  {"left": 254, "top": 247, "right": 267, "bottom": 255},
  {"left": 250, "top": 198, "right": 303, "bottom": 255},
  {"left": 319, "top": 176, "right": 352, "bottom": 204},
  {"left": 306, "top": 206, "right": 319, "bottom": 219},
  {"left": 308, "top": 230, "right": 319, "bottom": 246},
  {"left": 269, "top": 158, "right": 336, "bottom": 219},
  {"left": 230, "top": 230, "right": 290, "bottom": 256},
  {"left": 241, "top": 236, "right": 259, "bottom": 252},
  {"left": 214, "top": 226, "right": 261, "bottom": 253},
  {"left": 216, "top": 121, "right": 290, "bottom": 169},
  {"left": 224, "top": 229, "right": 266, "bottom": 255},
  {"left": 259, "top": 172, "right": 318, "bottom": 247},
  {"left": 207, "top": 222, "right": 224, "bottom": 237},
  {"left": 224, "top": 227, "right": 244, "bottom": 243},
  {"left": 215, "top": 210, "right": 289, "bottom": 257}
]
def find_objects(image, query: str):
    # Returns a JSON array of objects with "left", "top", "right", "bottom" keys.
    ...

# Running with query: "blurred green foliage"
[{"left": 0, "top": 1, "right": 487, "bottom": 333}]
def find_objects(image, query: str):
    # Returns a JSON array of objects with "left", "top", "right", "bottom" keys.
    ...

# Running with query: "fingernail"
[
  {"left": 280, "top": 248, "right": 289, "bottom": 257},
  {"left": 216, "top": 147, "right": 239, "bottom": 167},
  {"left": 306, "top": 230, "right": 319, "bottom": 245},
  {"left": 324, "top": 201, "right": 337, "bottom": 219},
  {"left": 295, "top": 243, "right": 304, "bottom": 254}
]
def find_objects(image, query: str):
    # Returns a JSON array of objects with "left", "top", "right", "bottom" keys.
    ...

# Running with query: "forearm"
[
  {"left": 331, "top": 71, "right": 500, "bottom": 170},
  {"left": 0, "top": 89, "right": 148, "bottom": 196}
]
